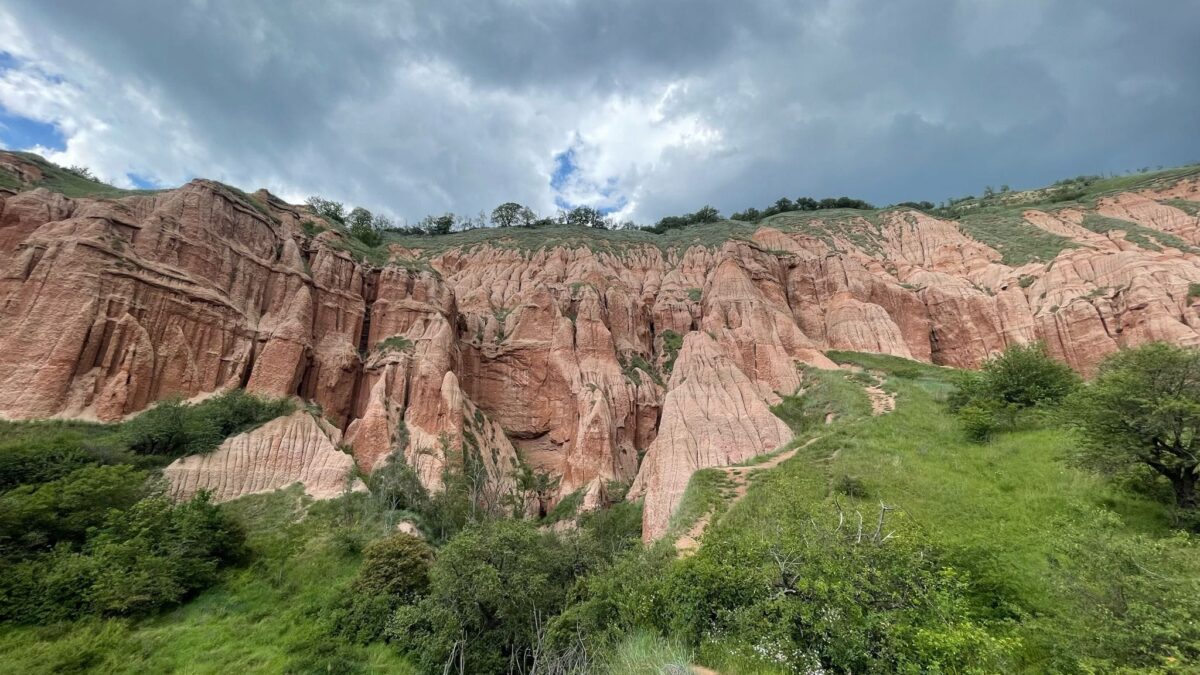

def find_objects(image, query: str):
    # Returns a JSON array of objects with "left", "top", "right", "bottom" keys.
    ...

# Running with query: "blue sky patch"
[
  {"left": 0, "top": 106, "right": 66, "bottom": 151},
  {"left": 549, "top": 147, "right": 577, "bottom": 192},
  {"left": 126, "top": 173, "right": 158, "bottom": 189}
]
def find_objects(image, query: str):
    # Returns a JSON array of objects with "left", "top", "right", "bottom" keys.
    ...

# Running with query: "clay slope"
[
  {"left": 4, "top": 151, "right": 1200, "bottom": 531},
  {"left": 165, "top": 411, "right": 365, "bottom": 502}
]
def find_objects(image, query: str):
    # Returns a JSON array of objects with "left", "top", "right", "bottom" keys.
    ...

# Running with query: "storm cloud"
[{"left": 0, "top": 0, "right": 1197, "bottom": 223}]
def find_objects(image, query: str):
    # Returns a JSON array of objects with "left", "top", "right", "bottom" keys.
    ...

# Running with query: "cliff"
[{"left": 4, "top": 150, "right": 1200, "bottom": 537}]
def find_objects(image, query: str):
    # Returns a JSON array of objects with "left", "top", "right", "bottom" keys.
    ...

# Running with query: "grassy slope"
[
  {"left": 0, "top": 486, "right": 415, "bottom": 675},
  {"left": 695, "top": 351, "right": 1184, "bottom": 671},
  {"left": 0, "top": 151, "right": 163, "bottom": 199}
]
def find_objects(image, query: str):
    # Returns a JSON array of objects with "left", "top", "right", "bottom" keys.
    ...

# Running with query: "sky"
[{"left": 0, "top": 1, "right": 1197, "bottom": 225}]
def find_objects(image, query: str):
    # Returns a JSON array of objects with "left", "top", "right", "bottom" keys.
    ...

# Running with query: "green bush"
[
  {"left": 355, "top": 533, "right": 433, "bottom": 600},
  {"left": 949, "top": 343, "right": 1079, "bottom": 441},
  {"left": 0, "top": 422, "right": 127, "bottom": 493},
  {"left": 0, "top": 464, "right": 147, "bottom": 554},
  {"left": 0, "top": 491, "right": 245, "bottom": 622},
  {"left": 331, "top": 533, "right": 433, "bottom": 644},
  {"left": 386, "top": 520, "right": 596, "bottom": 673},
  {"left": 123, "top": 390, "right": 292, "bottom": 457},
  {"left": 658, "top": 509, "right": 1016, "bottom": 673}
]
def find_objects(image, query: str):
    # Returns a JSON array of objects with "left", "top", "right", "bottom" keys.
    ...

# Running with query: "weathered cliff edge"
[{"left": 4, "top": 151, "right": 1200, "bottom": 537}]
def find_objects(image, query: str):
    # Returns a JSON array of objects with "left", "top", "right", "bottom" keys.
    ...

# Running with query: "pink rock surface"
[
  {"left": 164, "top": 412, "right": 364, "bottom": 502},
  {"left": 5, "top": 152, "right": 1200, "bottom": 514}
]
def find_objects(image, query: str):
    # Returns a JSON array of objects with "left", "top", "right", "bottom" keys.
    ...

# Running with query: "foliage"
[
  {"left": 0, "top": 490, "right": 245, "bottom": 623},
  {"left": 948, "top": 343, "right": 1079, "bottom": 441},
  {"left": 0, "top": 420, "right": 130, "bottom": 493},
  {"left": 490, "top": 201, "right": 534, "bottom": 228},
  {"left": 331, "top": 533, "right": 434, "bottom": 644},
  {"left": 731, "top": 196, "right": 874, "bottom": 222},
  {"left": 0, "top": 464, "right": 148, "bottom": 556},
  {"left": 386, "top": 520, "right": 590, "bottom": 673},
  {"left": 306, "top": 195, "right": 346, "bottom": 224},
  {"left": 645, "top": 205, "right": 722, "bottom": 234},
  {"left": 565, "top": 205, "right": 608, "bottom": 229},
  {"left": 1072, "top": 342, "right": 1200, "bottom": 513},
  {"left": 122, "top": 390, "right": 292, "bottom": 458},
  {"left": 347, "top": 206, "right": 387, "bottom": 247},
  {"left": 660, "top": 329, "right": 683, "bottom": 373},
  {"left": 375, "top": 335, "right": 414, "bottom": 353},
  {"left": 662, "top": 511, "right": 1017, "bottom": 673}
]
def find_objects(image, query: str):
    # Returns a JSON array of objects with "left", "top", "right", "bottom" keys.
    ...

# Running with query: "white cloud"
[{"left": 0, "top": 0, "right": 1194, "bottom": 224}]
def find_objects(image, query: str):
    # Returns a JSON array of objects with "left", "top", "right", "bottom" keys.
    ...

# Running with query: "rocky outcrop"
[
  {"left": 5, "top": 151, "right": 1200, "bottom": 526},
  {"left": 164, "top": 411, "right": 364, "bottom": 502},
  {"left": 628, "top": 333, "right": 793, "bottom": 541}
]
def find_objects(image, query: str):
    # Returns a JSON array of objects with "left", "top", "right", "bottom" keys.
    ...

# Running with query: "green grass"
[
  {"left": 606, "top": 630, "right": 696, "bottom": 675},
  {"left": 662, "top": 469, "right": 736, "bottom": 542},
  {"left": 0, "top": 151, "right": 163, "bottom": 199},
  {"left": 700, "top": 352, "right": 1187, "bottom": 672},
  {"left": 955, "top": 208, "right": 1079, "bottom": 264},
  {"left": 1081, "top": 213, "right": 1195, "bottom": 252},
  {"left": 769, "top": 365, "right": 872, "bottom": 436},
  {"left": 1164, "top": 199, "right": 1200, "bottom": 217},
  {"left": 0, "top": 486, "right": 415, "bottom": 674}
]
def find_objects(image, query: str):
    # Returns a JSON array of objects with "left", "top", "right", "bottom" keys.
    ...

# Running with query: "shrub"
[
  {"left": 331, "top": 533, "right": 433, "bottom": 644},
  {"left": 0, "top": 491, "right": 245, "bottom": 622},
  {"left": 950, "top": 343, "right": 1079, "bottom": 441},
  {"left": 386, "top": 520, "right": 587, "bottom": 673},
  {"left": 661, "top": 330, "right": 683, "bottom": 373},
  {"left": 657, "top": 508, "right": 1017, "bottom": 673},
  {"left": 0, "top": 464, "right": 147, "bottom": 554},
  {"left": 123, "top": 390, "right": 292, "bottom": 457},
  {"left": 354, "top": 533, "right": 433, "bottom": 600}
]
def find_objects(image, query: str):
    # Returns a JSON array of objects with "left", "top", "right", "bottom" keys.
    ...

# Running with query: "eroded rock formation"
[
  {"left": 164, "top": 411, "right": 365, "bottom": 502},
  {"left": 4, "top": 152, "right": 1200, "bottom": 534}
]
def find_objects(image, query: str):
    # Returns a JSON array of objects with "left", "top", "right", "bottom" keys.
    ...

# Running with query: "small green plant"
[
  {"left": 375, "top": 335, "right": 414, "bottom": 353},
  {"left": 1018, "top": 274, "right": 1037, "bottom": 288},
  {"left": 661, "top": 330, "right": 684, "bottom": 373},
  {"left": 687, "top": 287, "right": 703, "bottom": 302}
]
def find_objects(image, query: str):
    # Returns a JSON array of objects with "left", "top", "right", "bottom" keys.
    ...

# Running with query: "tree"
[
  {"left": 421, "top": 213, "right": 457, "bottom": 235},
  {"left": 347, "top": 207, "right": 383, "bottom": 247},
  {"left": 691, "top": 205, "right": 721, "bottom": 223},
  {"left": 1073, "top": 342, "right": 1200, "bottom": 511},
  {"left": 949, "top": 342, "right": 1079, "bottom": 441},
  {"left": 566, "top": 206, "right": 604, "bottom": 228},
  {"left": 490, "top": 202, "right": 524, "bottom": 228},
  {"left": 306, "top": 196, "right": 345, "bottom": 224}
]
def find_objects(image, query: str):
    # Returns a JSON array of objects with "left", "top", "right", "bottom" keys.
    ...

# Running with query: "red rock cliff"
[{"left": 4, "top": 152, "right": 1200, "bottom": 535}]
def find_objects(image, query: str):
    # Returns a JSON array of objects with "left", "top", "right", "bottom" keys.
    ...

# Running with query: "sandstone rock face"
[
  {"left": 5, "top": 151, "right": 1200, "bottom": 525},
  {"left": 164, "top": 411, "right": 364, "bottom": 502},
  {"left": 628, "top": 333, "right": 793, "bottom": 541}
]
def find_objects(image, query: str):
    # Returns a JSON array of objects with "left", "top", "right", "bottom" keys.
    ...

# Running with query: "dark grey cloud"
[{"left": 0, "top": 0, "right": 1196, "bottom": 224}]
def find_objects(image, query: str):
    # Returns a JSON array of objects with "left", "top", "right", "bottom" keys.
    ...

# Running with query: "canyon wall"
[{"left": 4, "top": 152, "right": 1200, "bottom": 536}]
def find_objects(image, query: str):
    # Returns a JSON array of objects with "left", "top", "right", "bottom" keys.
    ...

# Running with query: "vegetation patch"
[
  {"left": 375, "top": 336, "right": 414, "bottom": 354},
  {"left": 660, "top": 329, "right": 684, "bottom": 373}
]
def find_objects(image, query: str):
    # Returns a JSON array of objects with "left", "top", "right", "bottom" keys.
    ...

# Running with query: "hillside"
[{"left": 2, "top": 152, "right": 1200, "bottom": 672}]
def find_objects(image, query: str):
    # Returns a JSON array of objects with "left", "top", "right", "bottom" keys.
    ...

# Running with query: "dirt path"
[
  {"left": 838, "top": 364, "right": 895, "bottom": 415},
  {"left": 675, "top": 436, "right": 821, "bottom": 555},
  {"left": 865, "top": 383, "right": 895, "bottom": 415}
]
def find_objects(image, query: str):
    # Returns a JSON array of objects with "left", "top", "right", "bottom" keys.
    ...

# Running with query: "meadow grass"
[{"left": 702, "top": 351, "right": 1185, "bottom": 671}]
